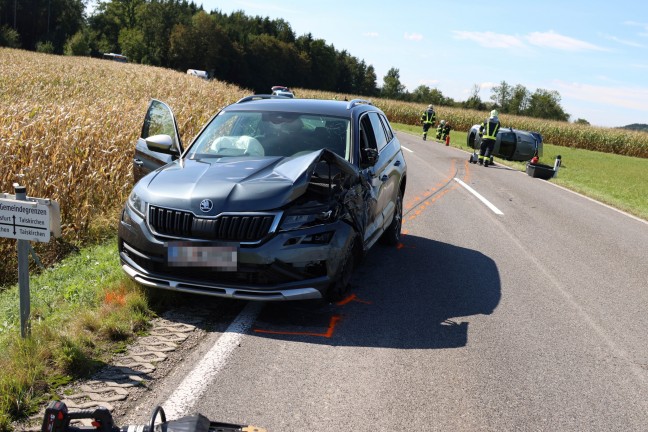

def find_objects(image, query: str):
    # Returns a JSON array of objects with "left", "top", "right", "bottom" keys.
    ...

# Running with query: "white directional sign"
[{"left": 0, "top": 198, "right": 52, "bottom": 242}]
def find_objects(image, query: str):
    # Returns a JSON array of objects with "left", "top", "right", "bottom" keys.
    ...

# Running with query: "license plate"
[{"left": 166, "top": 241, "right": 237, "bottom": 270}]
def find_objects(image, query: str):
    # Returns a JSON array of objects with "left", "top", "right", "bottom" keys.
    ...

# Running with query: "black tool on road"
[{"left": 41, "top": 401, "right": 265, "bottom": 432}]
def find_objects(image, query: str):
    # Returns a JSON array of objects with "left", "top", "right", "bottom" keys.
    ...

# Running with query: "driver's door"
[{"left": 133, "top": 99, "right": 183, "bottom": 184}]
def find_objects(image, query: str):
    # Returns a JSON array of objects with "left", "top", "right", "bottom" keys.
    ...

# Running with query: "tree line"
[{"left": 0, "top": 0, "right": 573, "bottom": 122}]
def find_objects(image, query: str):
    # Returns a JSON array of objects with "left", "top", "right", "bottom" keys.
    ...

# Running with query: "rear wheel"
[{"left": 380, "top": 191, "right": 403, "bottom": 246}]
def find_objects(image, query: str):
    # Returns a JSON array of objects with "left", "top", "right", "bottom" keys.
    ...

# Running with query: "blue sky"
[{"left": 198, "top": 0, "right": 648, "bottom": 128}]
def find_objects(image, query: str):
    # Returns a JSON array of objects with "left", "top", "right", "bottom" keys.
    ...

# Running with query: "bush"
[
  {"left": 35, "top": 41, "right": 55, "bottom": 54},
  {"left": 64, "top": 32, "right": 90, "bottom": 56},
  {"left": 0, "top": 26, "right": 20, "bottom": 48}
]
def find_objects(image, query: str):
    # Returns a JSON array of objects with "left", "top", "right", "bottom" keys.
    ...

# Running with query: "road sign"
[{"left": 0, "top": 197, "right": 54, "bottom": 242}]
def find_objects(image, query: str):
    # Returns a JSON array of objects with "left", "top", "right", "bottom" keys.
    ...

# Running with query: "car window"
[
  {"left": 367, "top": 112, "right": 388, "bottom": 152},
  {"left": 188, "top": 111, "right": 350, "bottom": 159},
  {"left": 141, "top": 100, "right": 179, "bottom": 148},
  {"left": 359, "top": 114, "right": 378, "bottom": 166},
  {"left": 379, "top": 114, "right": 394, "bottom": 142}
]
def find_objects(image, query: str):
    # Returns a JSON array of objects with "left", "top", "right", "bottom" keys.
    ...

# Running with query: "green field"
[{"left": 391, "top": 123, "right": 648, "bottom": 221}]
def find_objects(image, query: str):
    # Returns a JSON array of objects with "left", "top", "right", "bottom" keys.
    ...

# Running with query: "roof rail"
[
  {"left": 236, "top": 94, "right": 292, "bottom": 103},
  {"left": 346, "top": 99, "right": 373, "bottom": 109}
]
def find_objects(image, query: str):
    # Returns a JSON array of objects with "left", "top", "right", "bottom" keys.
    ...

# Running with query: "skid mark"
[{"left": 403, "top": 160, "right": 460, "bottom": 224}]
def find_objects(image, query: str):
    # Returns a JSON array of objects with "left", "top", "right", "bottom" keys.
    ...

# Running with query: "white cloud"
[
  {"left": 526, "top": 31, "right": 606, "bottom": 51},
  {"left": 404, "top": 33, "right": 423, "bottom": 41},
  {"left": 480, "top": 82, "right": 497, "bottom": 91},
  {"left": 418, "top": 79, "right": 440, "bottom": 86},
  {"left": 624, "top": 20, "right": 648, "bottom": 31},
  {"left": 452, "top": 31, "right": 526, "bottom": 49},
  {"left": 554, "top": 80, "right": 648, "bottom": 112},
  {"left": 453, "top": 30, "right": 608, "bottom": 52},
  {"left": 601, "top": 33, "right": 644, "bottom": 48},
  {"left": 364, "top": 32, "right": 379, "bottom": 38}
]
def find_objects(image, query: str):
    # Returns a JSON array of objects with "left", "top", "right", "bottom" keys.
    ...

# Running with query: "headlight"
[
  {"left": 127, "top": 190, "right": 147, "bottom": 217},
  {"left": 280, "top": 210, "right": 332, "bottom": 230}
]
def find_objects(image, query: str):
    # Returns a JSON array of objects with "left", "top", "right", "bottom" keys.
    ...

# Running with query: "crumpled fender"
[{"left": 286, "top": 149, "right": 374, "bottom": 239}]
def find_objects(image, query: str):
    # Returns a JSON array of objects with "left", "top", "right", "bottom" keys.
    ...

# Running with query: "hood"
[{"left": 138, "top": 149, "right": 358, "bottom": 215}]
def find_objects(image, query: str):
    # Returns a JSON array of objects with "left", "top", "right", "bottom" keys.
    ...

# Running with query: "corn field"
[
  {"left": 1, "top": 48, "right": 646, "bottom": 285},
  {"left": 0, "top": 48, "right": 249, "bottom": 285},
  {"left": 299, "top": 89, "right": 648, "bottom": 158}
]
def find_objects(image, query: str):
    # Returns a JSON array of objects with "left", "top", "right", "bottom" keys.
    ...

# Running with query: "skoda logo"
[{"left": 199, "top": 199, "right": 213, "bottom": 213}]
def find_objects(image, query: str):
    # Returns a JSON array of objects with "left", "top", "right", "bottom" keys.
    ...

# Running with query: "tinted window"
[
  {"left": 368, "top": 112, "right": 388, "bottom": 151},
  {"left": 379, "top": 114, "right": 394, "bottom": 141}
]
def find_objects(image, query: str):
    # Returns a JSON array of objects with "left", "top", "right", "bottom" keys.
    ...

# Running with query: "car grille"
[
  {"left": 148, "top": 206, "right": 276, "bottom": 242},
  {"left": 120, "top": 241, "right": 327, "bottom": 286}
]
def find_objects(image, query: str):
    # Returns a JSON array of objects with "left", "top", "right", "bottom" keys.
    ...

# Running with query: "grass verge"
[
  {"left": 0, "top": 238, "right": 152, "bottom": 431},
  {"left": 393, "top": 123, "right": 648, "bottom": 221}
]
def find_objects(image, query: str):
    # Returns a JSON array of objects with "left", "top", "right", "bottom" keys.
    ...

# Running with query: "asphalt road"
[{"left": 121, "top": 132, "right": 648, "bottom": 431}]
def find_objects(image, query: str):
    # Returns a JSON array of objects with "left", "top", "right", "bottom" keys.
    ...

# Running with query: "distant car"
[
  {"left": 467, "top": 124, "right": 543, "bottom": 161},
  {"left": 119, "top": 96, "right": 407, "bottom": 301},
  {"left": 272, "top": 90, "right": 294, "bottom": 98},
  {"left": 271, "top": 85, "right": 295, "bottom": 98}
]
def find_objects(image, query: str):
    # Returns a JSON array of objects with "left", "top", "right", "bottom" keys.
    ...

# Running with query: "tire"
[
  {"left": 380, "top": 191, "right": 403, "bottom": 246},
  {"left": 326, "top": 239, "right": 356, "bottom": 302}
]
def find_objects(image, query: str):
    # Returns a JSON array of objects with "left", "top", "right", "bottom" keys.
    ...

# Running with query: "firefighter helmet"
[{"left": 490, "top": 109, "right": 499, "bottom": 117}]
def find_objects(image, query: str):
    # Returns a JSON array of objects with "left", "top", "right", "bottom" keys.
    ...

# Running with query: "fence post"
[{"left": 14, "top": 183, "right": 31, "bottom": 338}]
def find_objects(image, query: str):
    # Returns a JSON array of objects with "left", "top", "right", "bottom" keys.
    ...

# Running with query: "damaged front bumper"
[{"left": 118, "top": 204, "right": 356, "bottom": 301}]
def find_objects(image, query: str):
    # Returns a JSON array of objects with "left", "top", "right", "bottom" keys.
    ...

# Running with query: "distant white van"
[
  {"left": 103, "top": 53, "right": 128, "bottom": 63},
  {"left": 187, "top": 69, "right": 208, "bottom": 80}
]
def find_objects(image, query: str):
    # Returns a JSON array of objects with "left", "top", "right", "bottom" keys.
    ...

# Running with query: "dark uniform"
[
  {"left": 478, "top": 110, "right": 500, "bottom": 167},
  {"left": 435, "top": 120, "right": 451, "bottom": 140},
  {"left": 420, "top": 105, "right": 436, "bottom": 141}
]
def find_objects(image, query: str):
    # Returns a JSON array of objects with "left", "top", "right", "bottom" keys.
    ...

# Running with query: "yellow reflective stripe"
[{"left": 483, "top": 122, "right": 499, "bottom": 139}]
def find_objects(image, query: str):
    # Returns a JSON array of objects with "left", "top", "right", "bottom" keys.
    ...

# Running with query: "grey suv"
[{"left": 118, "top": 96, "right": 407, "bottom": 301}]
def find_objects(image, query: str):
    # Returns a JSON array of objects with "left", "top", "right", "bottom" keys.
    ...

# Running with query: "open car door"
[{"left": 133, "top": 99, "right": 183, "bottom": 184}]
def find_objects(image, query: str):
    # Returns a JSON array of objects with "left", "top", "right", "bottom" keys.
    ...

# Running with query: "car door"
[
  {"left": 133, "top": 99, "right": 183, "bottom": 184},
  {"left": 358, "top": 112, "right": 401, "bottom": 247},
  {"left": 368, "top": 112, "right": 401, "bottom": 235}
]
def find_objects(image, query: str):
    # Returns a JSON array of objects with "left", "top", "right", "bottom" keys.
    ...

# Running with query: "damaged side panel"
[{"left": 292, "top": 149, "right": 376, "bottom": 242}]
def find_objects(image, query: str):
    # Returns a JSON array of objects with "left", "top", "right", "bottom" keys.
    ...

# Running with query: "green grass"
[
  {"left": 0, "top": 239, "right": 153, "bottom": 431},
  {"left": 392, "top": 123, "right": 648, "bottom": 221}
]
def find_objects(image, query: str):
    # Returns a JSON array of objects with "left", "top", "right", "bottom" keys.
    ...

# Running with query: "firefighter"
[
  {"left": 420, "top": 104, "right": 436, "bottom": 141},
  {"left": 441, "top": 121, "right": 451, "bottom": 141},
  {"left": 435, "top": 120, "right": 446, "bottom": 140},
  {"left": 478, "top": 110, "right": 500, "bottom": 167}
]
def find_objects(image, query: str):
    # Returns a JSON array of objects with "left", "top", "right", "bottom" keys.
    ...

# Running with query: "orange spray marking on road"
[
  {"left": 253, "top": 315, "right": 342, "bottom": 338},
  {"left": 336, "top": 294, "right": 372, "bottom": 306}
]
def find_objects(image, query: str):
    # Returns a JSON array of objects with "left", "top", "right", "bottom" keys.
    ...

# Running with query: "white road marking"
[
  {"left": 401, "top": 145, "right": 413, "bottom": 153},
  {"left": 454, "top": 178, "right": 504, "bottom": 215},
  {"left": 162, "top": 301, "right": 263, "bottom": 419}
]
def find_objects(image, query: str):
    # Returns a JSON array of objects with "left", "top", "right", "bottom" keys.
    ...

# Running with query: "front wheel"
[
  {"left": 326, "top": 239, "right": 356, "bottom": 302},
  {"left": 380, "top": 191, "right": 403, "bottom": 246}
]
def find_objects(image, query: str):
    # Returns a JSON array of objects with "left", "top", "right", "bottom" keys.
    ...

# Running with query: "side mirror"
[
  {"left": 360, "top": 147, "right": 378, "bottom": 168},
  {"left": 145, "top": 134, "right": 179, "bottom": 156}
]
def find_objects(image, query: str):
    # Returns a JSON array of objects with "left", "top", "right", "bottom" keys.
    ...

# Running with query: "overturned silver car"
[
  {"left": 467, "top": 124, "right": 543, "bottom": 161},
  {"left": 118, "top": 96, "right": 407, "bottom": 301}
]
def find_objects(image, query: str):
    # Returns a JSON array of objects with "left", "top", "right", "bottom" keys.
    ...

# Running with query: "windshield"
[{"left": 188, "top": 111, "right": 350, "bottom": 160}]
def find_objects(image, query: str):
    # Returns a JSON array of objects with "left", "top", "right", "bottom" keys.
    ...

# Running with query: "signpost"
[{"left": 1, "top": 184, "right": 61, "bottom": 338}]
